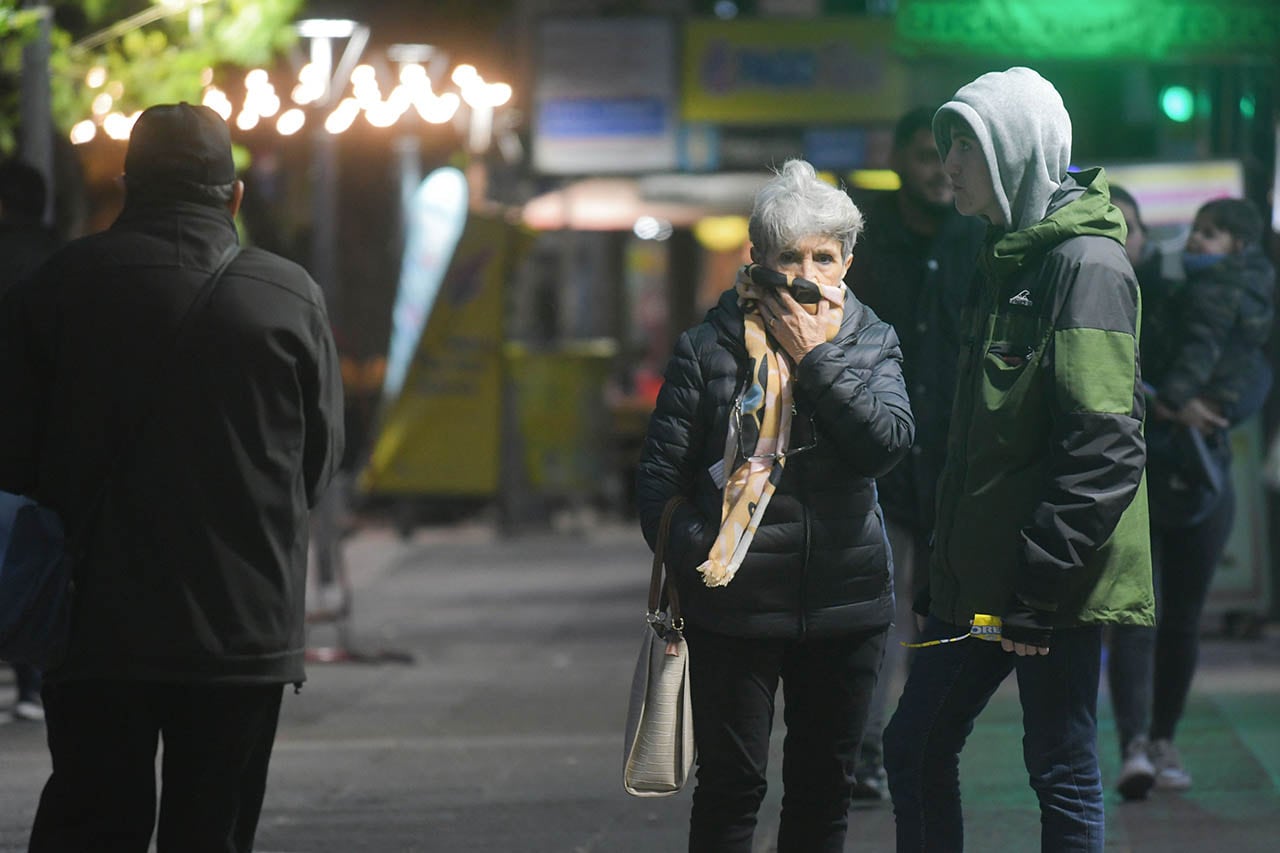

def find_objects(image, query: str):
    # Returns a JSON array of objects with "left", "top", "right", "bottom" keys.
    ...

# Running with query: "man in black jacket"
[
  {"left": 0, "top": 103, "right": 344, "bottom": 853},
  {"left": 844, "top": 107, "right": 984, "bottom": 798}
]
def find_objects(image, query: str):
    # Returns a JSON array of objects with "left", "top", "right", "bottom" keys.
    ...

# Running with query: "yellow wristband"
[
  {"left": 901, "top": 614, "right": 1004, "bottom": 648},
  {"left": 969, "top": 614, "right": 1003, "bottom": 641}
]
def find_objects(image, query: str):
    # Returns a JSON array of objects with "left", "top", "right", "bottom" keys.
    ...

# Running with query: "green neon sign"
[{"left": 896, "top": 0, "right": 1280, "bottom": 61}]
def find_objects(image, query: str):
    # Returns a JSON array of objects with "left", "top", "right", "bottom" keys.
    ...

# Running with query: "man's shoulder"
[
  {"left": 1045, "top": 231, "right": 1130, "bottom": 274},
  {"left": 40, "top": 225, "right": 164, "bottom": 271},
  {"left": 227, "top": 247, "right": 324, "bottom": 307}
]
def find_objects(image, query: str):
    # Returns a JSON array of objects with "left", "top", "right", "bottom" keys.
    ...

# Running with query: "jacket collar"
[
  {"left": 113, "top": 199, "right": 239, "bottom": 268},
  {"left": 981, "top": 167, "right": 1126, "bottom": 285}
]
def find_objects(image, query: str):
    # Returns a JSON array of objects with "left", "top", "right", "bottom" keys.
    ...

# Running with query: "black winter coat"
[
  {"left": 1151, "top": 247, "right": 1275, "bottom": 423},
  {"left": 636, "top": 287, "right": 914, "bottom": 639},
  {"left": 845, "top": 191, "right": 984, "bottom": 533},
  {"left": 0, "top": 200, "right": 344, "bottom": 685}
]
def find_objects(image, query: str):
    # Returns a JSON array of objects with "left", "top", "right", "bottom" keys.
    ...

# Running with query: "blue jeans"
[{"left": 884, "top": 617, "right": 1104, "bottom": 853}]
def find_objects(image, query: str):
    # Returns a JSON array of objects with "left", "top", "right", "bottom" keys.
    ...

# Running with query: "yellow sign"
[
  {"left": 362, "top": 215, "right": 531, "bottom": 496},
  {"left": 508, "top": 340, "right": 617, "bottom": 494},
  {"left": 682, "top": 18, "right": 906, "bottom": 124}
]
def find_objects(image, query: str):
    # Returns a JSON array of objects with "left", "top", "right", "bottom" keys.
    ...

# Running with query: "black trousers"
[
  {"left": 29, "top": 680, "right": 284, "bottom": 853},
  {"left": 684, "top": 624, "right": 887, "bottom": 853},
  {"left": 1109, "top": 482, "right": 1237, "bottom": 751}
]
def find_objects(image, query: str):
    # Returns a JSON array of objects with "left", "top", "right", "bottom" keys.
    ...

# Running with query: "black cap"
[{"left": 124, "top": 102, "right": 236, "bottom": 188}]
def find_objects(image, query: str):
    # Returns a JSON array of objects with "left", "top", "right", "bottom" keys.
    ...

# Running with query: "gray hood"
[{"left": 933, "top": 67, "right": 1072, "bottom": 232}]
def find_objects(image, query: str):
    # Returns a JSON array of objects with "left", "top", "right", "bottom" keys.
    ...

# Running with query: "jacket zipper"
[
  {"left": 799, "top": 456, "right": 811, "bottom": 638},
  {"left": 936, "top": 277, "right": 994, "bottom": 568}
]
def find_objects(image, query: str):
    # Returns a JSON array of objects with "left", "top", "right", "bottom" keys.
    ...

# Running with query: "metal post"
[
  {"left": 296, "top": 20, "right": 368, "bottom": 327},
  {"left": 18, "top": 2, "right": 54, "bottom": 227},
  {"left": 309, "top": 130, "right": 340, "bottom": 325}
]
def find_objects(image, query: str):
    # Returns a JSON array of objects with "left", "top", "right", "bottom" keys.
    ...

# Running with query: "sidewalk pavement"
[{"left": 2, "top": 518, "right": 1279, "bottom": 852}]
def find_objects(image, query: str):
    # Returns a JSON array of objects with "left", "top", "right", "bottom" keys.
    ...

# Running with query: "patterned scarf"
[{"left": 696, "top": 266, "right": 846, "bottom": 588}]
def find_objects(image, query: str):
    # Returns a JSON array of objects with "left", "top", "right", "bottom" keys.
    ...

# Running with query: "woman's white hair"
[{"left": 748, "top": 159, "right": 864, "bottom": 261}]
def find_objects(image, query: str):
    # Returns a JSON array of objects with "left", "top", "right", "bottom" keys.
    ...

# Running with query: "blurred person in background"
[
  {"left": 637, "top": 159, "right": 913, "bottom": 852},
  {"left": 843, "top": 105, "right": 985, "bottom": 800},
  {"left": 1109, "top": 196, "right": 1275, "bottom": 800},
  {"left": 0, "top": 103, "right": 345, "bottom": 853},
  {"left": 882, "top": 68, "right": 1152, "bottom": 853},
  {"left": 1110, "top": 185, "right": 1176, "bottom": 342},
  {"left": 0, "top": 160, "right": 58, "bottom": 297},
  {"left": 0, "top": 158, "right": 60, "bottom": 724}
]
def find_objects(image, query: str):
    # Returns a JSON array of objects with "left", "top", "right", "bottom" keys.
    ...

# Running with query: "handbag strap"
[
  {"left": 69, "top": 243, "right": 243, "bottom": 550},
  {"left": 648, "top": 496, "right": 687, "bottom": 626}
]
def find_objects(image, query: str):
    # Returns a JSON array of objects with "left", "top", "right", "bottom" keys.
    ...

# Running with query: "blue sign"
[
  {"left": 537, "top": 97, "right": 669, "bottom": 138},
  {"left": 803, "top": 128, "right": 868, "bottom": 170}
]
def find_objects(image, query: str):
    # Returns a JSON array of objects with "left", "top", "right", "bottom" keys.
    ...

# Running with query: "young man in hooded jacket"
[{"left": 882, "top": 68, "right": 1154, "bottom": 853}]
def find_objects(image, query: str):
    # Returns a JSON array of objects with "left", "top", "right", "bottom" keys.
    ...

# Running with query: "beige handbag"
[{"left": 623, "top": 496, "right": 696, "bottom": 797}]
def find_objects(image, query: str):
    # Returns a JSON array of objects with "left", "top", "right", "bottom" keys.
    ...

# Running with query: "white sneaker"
[
  {"left": 13, "top": 700, "right": 45, "bottom": 722},
  {"left": 1116, "top": 737, "right": 1156, "bottom": 800},
  {"left": 1150, "top": 738, "right": 1192, "bottom": 790}
]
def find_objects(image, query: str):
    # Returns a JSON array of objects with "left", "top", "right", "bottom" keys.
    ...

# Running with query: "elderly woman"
[{"left": 637, "top": 159, "right": 914, "bottom": 852}]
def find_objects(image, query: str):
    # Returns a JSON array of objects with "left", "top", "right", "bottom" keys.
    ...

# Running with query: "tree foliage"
[{"left": 2, "top": 0, "right": 303, "bottom": 154}]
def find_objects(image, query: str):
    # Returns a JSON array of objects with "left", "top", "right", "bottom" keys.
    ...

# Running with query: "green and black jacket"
[{"left": 928, "top": 169, "right": 1155, "bottom": 628}]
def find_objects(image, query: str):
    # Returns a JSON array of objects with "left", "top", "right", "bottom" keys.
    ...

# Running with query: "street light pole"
[
  {"left": 18, "top": 2, "right": 53, "bottom": 227},
  {"left": 293, "top": 19, "right": 368, "bottom": 664},
  {"left": 295, "top": 19, "right": 369, "bottom": 329}
]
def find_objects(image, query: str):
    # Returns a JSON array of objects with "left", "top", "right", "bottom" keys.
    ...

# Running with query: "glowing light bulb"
[
  {"left": 276, "top": 108, "right": 305, "bottom": 136},
  {"left": 451, "top": 64, "right": 478, "bottom": 87},
  {"left": 70, "top": 119, "right": 97, "bottom": 144}
]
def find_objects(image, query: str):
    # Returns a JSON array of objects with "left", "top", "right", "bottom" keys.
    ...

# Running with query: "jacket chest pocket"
[{"left": 981, "top": 310, "right": 1048, "bottom": 412}]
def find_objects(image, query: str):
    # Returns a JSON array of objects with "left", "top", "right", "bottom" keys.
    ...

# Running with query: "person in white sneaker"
[
  {"left": 10, "top": 664, "right": 44, "bottom": 722},
  {"left": 1106, "top": 194, "right": 1274, "bottom": 800}
]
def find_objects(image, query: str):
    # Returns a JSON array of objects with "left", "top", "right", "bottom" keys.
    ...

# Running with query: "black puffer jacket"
[{"left": 636, "top": 287, "right": 914, "bottom": 639}]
